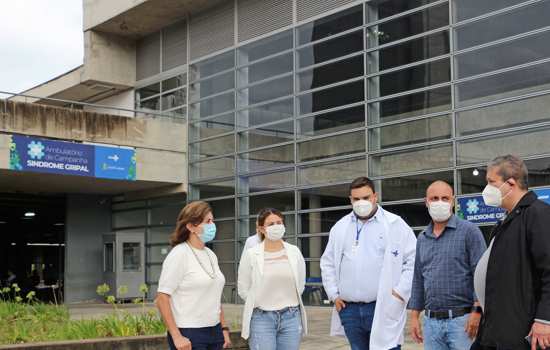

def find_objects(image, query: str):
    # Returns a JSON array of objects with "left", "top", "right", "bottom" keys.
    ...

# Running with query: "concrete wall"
[
  {"left": 83, "top": 0, "right": 148, "bottom": 31},
  {"left": 82, "top": 30, "right": 136, "bottom": 88},
  {"left": 65, "top": 195, "right": 111, "bottom": 303},
  {"left": 83, "top": 90, "right": 135, "bottom": 117}
]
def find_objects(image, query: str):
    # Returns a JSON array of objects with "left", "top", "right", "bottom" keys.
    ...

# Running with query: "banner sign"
[
  {"left": 457, "top": 188, "right": 550, "bottom": 224},
  {"left": 9, "top": 135, "right": 136, "bottom": 180}
]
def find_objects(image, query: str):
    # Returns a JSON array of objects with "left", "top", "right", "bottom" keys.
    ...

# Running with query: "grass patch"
[{"left": 0, "top": 302, "right": 165, "bottom": 345}]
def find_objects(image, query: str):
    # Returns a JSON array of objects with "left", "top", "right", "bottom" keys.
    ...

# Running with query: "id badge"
[{"left": 351, "top": 240, "right": 359, "bottom": 254}]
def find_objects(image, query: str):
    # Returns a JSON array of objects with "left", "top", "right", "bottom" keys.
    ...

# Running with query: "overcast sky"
[{"left": 0, "top": 1, "right": 83, "bottom": 97}]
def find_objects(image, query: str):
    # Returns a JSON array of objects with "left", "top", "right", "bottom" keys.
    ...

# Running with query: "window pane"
[
  {"left": 210, "top": 198, "right": 236, "bottom": 218},
  {"left": 380, "top": 171, "right": 454, "bottom": 201},
  {"left": 238, "top": 30, "right": 293, "bottom": 65},
  {"left": 190, "top": 156, "right": 235, "bottom": 180},
  {"left": 369, "top": 143, "right": 453, "bottom": 177},
  {"left": 138, "top": 98, "right": 160, "bottom": 111},
  {"left": 162, "top": 74, "right": 186, "bottom": 91},
  {"left": 237, "top": 98, "right": 293, "bottom": 128},
  {"left": 150, "top": 205, "right": 180, "bottom": 226},
  {"left": 367, "top": 3, "right": 449, "bottom": 47},
  {"left": 456, "top": 61, "right": 550, "bottom": 108},
  {"left": 454, "top": 1, "right": 550, "bottom": 50},
  {"left": 190, "top": 51, "right": 235, "bottom": 82},
  {"left": 238, "top": 169, "right": 295, "bottom": 193},
  {"left": 383, "top": 202, "right": 431, "bottom": 227},
  {"left": 299, "top": 236, "right": 329, "bottom": 259},
  {"left": 298, "top": 105, "right": 365, "bottom": 138},
  {"left": 147, "top": 265, "right": 162, "bottom": 284},
  {"left": 368, "top": 59, "right": 450, "bottom": 99},
  {"left": 456, "top": 30, "right": 550, "bottom": 79},
  {"left": 161, "top": 88, "right": 186, "bottom": 110},
  {"left": 298, "top": 55, "right": 364, "bottom": 92},
  {"left": 238, "top": 53, "right": 293, "bottom": 86},
  {"left": 123, "top": 242, "right": 141, "bottom": 271},
  {"left": 191, "top": 179, "right": 235, "bottom": 199},
  {"left": 457, "top": 126, "right": 550, "bottom": 165},
  {"left": 367, "top": 0, "right": 440, "bottom": 22},
  {"left": 457, "top": 93, "right": 550, "bottom": 136},
  {"left": 137, "top": 83, "right": 160, "bottom": 100},
  {"left": 238, "top": 75, "right": 293, "bottom": 106},
  {"left": 369, "top": 114, "right": 451, "bottom": 151},
  {"left": 299, "top": 184, "right": 350, "bottom": 210},
  {"left": 147, "top": 245, "right": 170, "bottom": 264},
  {"left": 453, "top": 0, "right": 529, "bottom": 22},
  {"left": 524, "top": 157, "right": 550, "bottom": 188},
  {"left": 368, "top": 31, "right": 450, "bottom": 74},
  {"left": 211, "top": 241, "right": 235, "bottom": 261},
  {"left": 104, "top": 243, "right": 114, "bottom": 272},
  {"left": 113, "top": 210, "right": 147, "bottom": 228},
  {"left": 298, "top": 130, "right": 365, "bottom": 162},
  {"left": 299, "top": 209, "right": 349, "bottom": 234},
  {"left": 190, "top": 113, "right": 235, "bottom": 141},
  {"left": 148, "top": 226, "right": 174, "bottom": 244},
  {"left": 368, "top": 86, "right": 451, "bottom": 124},
  {"left": 458, "top": 167, "right": 487, "bottom": 194},
  {"left": 297, "top": 29, "right": 364, "bottom": 68},
  {"left": 238, "top": 121, "right": 294, "bottom": 151},
  {"left": 299, "top": 80, "right": 364, "bottom": 115},
  {"left": 190, "top": 92, "right": 235, "bottom": 120},
  {"left": 189, "top": 71, "right": 234, "bottom": 102},
  {"left": 214, "top": 220, "right": 235, "bottom": 240},
  {"left": 241, "top": 191, "right": 295, "bottom": 214},
  {"left": 299, "top": 157, "right": 366, "bottom": 186},
  {"left": 219, "top": 263, "right": 236, "bottom": 283},
  {"left": 297, "top": 5, "right": 363, "bottom": 45},
  {"left": 190, "top": 134, "right": 234, "bottom": 160},
  {"left": 238, "top": 144, "right": 294, "bottom": 173}
]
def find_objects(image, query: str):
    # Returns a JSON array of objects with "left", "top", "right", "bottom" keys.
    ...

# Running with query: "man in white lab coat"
[{"left": 320, "top": 176, "right": 417, "bottom": 350}]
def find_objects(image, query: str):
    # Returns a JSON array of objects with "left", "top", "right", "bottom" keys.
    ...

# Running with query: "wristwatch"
[
  {"left": 472, "top": 306, "right": 483, "bottom": 314},
  {"left": 222, "top": 326, "right": 230, "bottom": 332}
]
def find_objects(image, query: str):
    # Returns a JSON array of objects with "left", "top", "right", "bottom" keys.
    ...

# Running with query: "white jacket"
[
  {"left": 237, "top": 241, "right": 308, "bottom": 340},
  {"left": 320, "top": 207, "right": 416, "bottom": 350}
]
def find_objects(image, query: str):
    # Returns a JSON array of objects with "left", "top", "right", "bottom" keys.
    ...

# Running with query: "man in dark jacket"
[{"left": 475, "top": 155, "right": 550, "bottom": 350}]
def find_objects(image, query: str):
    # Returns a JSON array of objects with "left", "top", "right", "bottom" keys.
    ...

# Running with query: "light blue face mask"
[{"left": 200, "top": 223, "right": 216, "bottom": 243}]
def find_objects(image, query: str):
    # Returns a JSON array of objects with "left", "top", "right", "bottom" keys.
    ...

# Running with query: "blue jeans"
[
  {"left": 338, "top": 302, "right": 401, "bottom": 350},
  {"left": 167, "top": 323, "right": 224, "bottom": 350},
  {"left": 424, "top": 314, "right": 473, "bottom": 350},
  {"left": 249, "top": 306, "right": 302, "bottom": 350}
]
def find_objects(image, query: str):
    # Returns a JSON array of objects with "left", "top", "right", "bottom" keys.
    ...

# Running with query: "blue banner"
[
  {"left": 457, "top": 188, "right": 550, "bottom": 224},
  {"left": 9, "top": 135, "right": 136, "bottom": 180}
]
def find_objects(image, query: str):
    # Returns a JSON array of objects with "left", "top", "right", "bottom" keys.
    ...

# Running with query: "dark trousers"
[
  {"left": 167, "top": 323, "right": 224, "bottom": 350},
  {"left": 338, "top": 302, "right": 401, "bottom": 350}
]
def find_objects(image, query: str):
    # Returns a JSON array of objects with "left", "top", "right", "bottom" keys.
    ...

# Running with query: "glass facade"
[{"left": 135, "top": 0, "right": 550, "bottom": 304}]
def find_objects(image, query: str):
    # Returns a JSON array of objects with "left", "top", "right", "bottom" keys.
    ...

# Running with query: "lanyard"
[{"left": 355, "top": 220, "right": 367, "bottom": 245}]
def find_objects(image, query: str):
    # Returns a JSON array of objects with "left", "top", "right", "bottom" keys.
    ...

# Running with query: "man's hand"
[
  {"left": 465, "top": 312, "right": 481, "bottom": 339},
  {"left": 530, "top": 321, "right": 550, "bottom": 350},
  {"left": 392, "top": 289, "right": 404, "bottom": 302},
  {"left": 222, "top": 329, "right": 232, "bottom": 349},
  {"left": 410, "top": 312, "right": 423, "bottom": 343},
  {"left": 334, "top": 297, "right": 346, "bottom": 312}
]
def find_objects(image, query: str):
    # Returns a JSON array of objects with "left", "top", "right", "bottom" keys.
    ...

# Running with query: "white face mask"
[
  {"left": 352, "top": 199, "right": 373, "bottom": 218},
  {"left": 428, "top": 200, "right": 452, "bottom": 222},
  {"left": 265, "top": 224, "right": 285, "bottom": 241},
  {"left": 482, "top": 181, "right": 510, "bottom": 207}
]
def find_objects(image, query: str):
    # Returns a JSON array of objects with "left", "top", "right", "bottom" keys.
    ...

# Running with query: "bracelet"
[{"left": 222, "top": 326, "right": 230, "bottom": 332}]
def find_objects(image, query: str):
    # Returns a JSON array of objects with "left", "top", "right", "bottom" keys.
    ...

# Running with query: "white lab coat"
[
  {"left": 237, "top": 241, "right": 308, "bottom": 340},
  {"left": 320, "top": 207, "right": 416, "bottom": 350}
]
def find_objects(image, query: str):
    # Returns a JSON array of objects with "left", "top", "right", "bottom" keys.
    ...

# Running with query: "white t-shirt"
[
  {"left": 244, "top": 234, "right": 261, "bottom": 251},
  {"left": 157, "top": 243, "right": 225, "bottom": 328}
]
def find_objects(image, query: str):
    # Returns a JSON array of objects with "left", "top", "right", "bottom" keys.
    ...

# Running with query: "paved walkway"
[{"left": 68, "top": 303, "right": 423, "bottom": 350}]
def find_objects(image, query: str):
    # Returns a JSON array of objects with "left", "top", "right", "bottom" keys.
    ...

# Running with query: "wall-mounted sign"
[
  {"left": 457, "top": 188, "right": 550, "bottom": 224},
  {"left": 9, "top": 135, "right": 136, "bottom": 180}
]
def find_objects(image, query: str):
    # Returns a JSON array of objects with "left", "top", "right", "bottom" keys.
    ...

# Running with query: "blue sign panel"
[
  {"left": 457, "top": 187, "right": 550, "bottom": 224},
  {"left": 95, "top": 146, "right": 136, "bottom": 180},
  {"left": 9, "top": 135, "right": 136, "bottom": 181}
]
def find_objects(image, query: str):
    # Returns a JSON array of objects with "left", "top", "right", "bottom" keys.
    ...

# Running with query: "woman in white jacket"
[{"left": 237, "top": 208, "right": 308, "bottom": 350}]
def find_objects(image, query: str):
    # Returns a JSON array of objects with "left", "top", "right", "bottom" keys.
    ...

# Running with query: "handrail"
[{"left": 0, "top": 90, "right": 185, "bottom": 121}]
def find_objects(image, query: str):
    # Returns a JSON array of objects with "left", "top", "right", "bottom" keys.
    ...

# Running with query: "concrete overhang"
[{"left": 84, "top": 0, "right": 228, "bottom": 38}]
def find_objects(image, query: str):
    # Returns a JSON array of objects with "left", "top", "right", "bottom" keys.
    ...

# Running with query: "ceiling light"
[
  {"left": 54, "top": 223, "right": 65, "bottom": 226},
  {"left": 472, "top": 169, "right": 480, "bottom": 176},
  {"left": 0, "top": 221, "right": 6, "bottom": 224},
  {"left": 24, "top": 212, "right": 36, "bottom": 217}
]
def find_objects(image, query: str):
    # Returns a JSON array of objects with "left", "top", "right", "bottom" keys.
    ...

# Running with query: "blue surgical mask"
[{"left": 200, "top": 223, "right": 216, "bottom": 243}]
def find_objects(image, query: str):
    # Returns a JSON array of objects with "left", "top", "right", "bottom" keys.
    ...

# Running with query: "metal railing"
[{"left": 0, "top": 90, "right": 186, "bottom": 122}]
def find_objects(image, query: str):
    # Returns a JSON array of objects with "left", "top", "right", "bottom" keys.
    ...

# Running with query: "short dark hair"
[
  {"left": 349, "top": 176, "right": 376, "bottom": 194},
  {"left": 487, "top": 154, "right": 529, "bottom": 190}
]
